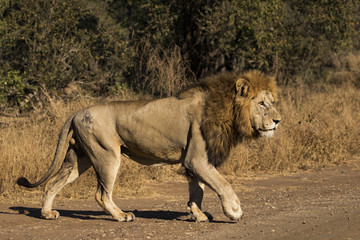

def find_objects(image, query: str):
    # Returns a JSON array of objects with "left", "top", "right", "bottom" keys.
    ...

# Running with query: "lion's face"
[{"left": 250, "top": 90, "right": 281, "bottom": 137}]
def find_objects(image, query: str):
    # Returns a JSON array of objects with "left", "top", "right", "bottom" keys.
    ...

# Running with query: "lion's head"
[
  {"left": 235, "top": 70, "right": 281, "bottom": 138},
  {"left": 180, "top": 70, "right": 281, "bottom": 166}
]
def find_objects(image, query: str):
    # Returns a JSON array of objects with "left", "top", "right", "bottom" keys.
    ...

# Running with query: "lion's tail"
[{"left": 17, "top": 114, "right": 75, "bottom": 188}]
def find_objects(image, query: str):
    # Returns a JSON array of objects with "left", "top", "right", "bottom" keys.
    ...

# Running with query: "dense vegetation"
[{"left": 1, "top": 0, "right": 359, "bottom": 110}]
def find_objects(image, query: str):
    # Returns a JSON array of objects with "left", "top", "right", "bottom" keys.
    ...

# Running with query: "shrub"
[
  {"left": 0, "top": 0, "right": 132, "bottom": 110},
  {"left": 0, "top": 70, "right": 27, "bottom": 108}
]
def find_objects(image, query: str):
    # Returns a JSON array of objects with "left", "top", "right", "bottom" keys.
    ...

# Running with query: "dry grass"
[
  {"left": 136, "top": 42, "right": 194, "bottom": 97},
  {"left": 1, "top": 54, "right": 360, "bottom": 201}
]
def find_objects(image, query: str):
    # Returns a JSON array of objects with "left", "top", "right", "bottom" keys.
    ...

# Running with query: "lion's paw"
[
  {"left": 228, "top": 206, "right": 243, "bottom": 221},
  {"left": 114, "top": 212, "right": 135, "bottom": 222},
  {"left": 42, "top": 210, "right": 60, "bottom": 220},
  {"left": 222, "top": 198, "right": 244, "bottom": 221},
  {"left": 188, "top": 202, "right": 209, "bottom": 222},
  {"left": 191, "top": 212, "right": 209, "bottom": 222}
]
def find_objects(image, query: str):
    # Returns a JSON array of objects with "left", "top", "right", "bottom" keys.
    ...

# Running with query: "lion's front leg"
[
  {"left": 184, "top": 123, "right": 243, "bottom": 221},
  {"left": 187, "top": 161, "right": 243, "bottom": 221},
  {"left": 187, "top": 177, "right": 209, "bottom": 222}
]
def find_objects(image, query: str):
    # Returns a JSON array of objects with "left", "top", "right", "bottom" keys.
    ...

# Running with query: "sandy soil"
[{"left": 1, "top": 158, "right": 359, "bottom": 240}]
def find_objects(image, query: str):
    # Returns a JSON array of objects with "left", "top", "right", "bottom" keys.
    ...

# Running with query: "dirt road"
[{"left": 1, "top": 159, "right": 359, "bottom": 240}]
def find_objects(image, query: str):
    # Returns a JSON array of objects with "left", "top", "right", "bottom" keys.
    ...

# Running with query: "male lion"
[{"left": 17, "top": 70, "right": 281, "bottom": 222}]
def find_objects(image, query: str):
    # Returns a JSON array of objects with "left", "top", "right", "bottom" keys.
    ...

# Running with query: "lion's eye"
[{"left": 259, "top": 101, "right": 266, "bottom": 107}]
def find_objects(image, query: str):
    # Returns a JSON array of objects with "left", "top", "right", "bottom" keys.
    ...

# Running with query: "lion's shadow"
[
  {"left": 7, "top": 206, "right": 232, "bottom": 223},
  {"left": 8, "top": 206, "right": 110, "bottom": 221},
  {"left": 7, "top": 206, "right": 189, "bottom": 222},
  {"left": 7, "top": 207, "right": 189, "bottom": 221}
]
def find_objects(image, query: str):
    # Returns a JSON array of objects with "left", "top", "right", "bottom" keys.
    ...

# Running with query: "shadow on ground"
[{"left": 5, "top": 206, "right": 234, "bottom": 223}]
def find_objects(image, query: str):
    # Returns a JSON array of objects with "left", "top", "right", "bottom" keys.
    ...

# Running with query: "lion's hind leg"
[
  {"left": 89, "top": 149, "right": 135, "bottom": 222},
  {"left": 187, "top": 177, "right": 209, "bottom": 222},
  {"left": 42, "top": 147, "right": 91, "bottom": 220}
]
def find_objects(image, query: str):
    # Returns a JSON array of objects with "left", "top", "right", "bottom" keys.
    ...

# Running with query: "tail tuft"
[{"left": 16, "top": 177, "right": 33, "bottom": 188}]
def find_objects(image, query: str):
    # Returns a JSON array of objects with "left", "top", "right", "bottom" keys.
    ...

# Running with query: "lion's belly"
[
  {"left": 114, "top": 99, "right": 192, "bottom": 164},
  {"left": 118, "top": 118, "right": 189, "bottom": 164},
  {"left": 120, "top": 143, "right": 185, "bottom": 165}
]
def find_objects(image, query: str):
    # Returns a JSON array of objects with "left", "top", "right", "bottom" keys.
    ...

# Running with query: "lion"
[{"left": 17, "top": 70, "right": 281, "bottom": 222}]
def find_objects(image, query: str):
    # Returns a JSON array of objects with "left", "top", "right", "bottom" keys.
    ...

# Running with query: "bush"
[
  {"left": 0, "top": 70, "right": 27, "bottom": 108},
  {"left": 1, "top": 0, "right": 359, "bottom": 106},
  {"left": 196, "top": 0, "right": 360, "bottom": 81},
  {"left": 0, "top": 0, "right": 132, "bottom": 110}
]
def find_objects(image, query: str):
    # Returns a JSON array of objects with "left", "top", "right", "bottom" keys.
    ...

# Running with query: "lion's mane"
[{"left": 179, "top": 70, "right": 278, "bottom": 167}]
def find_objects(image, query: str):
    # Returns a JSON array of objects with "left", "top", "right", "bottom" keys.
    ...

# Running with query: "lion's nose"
[{"left": 273, "top": 119, "right": 280, "bottom": 125}]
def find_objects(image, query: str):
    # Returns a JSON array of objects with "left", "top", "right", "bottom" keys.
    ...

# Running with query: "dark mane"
[{"left": 178, "top": 70, "right": 277, "bottom": 167}]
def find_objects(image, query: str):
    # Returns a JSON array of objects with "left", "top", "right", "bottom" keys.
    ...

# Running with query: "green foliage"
[
  {"left": 198, "top": 0, "right": 288, "bottom": 74},
  {"left": 194, "top": 0, "right": 360, "bottom": 80},
  {"left": 0, "top": 0, "right": 132, "bottom": 110},
  {"left": 1, "top": 0, "right": 359, "bottom": 108},
  {"left": 0, "top": 70, "right": 27, "bottom": 108},
  {"left": 110, "top": 0, "right": 359, "bottom": 83}
]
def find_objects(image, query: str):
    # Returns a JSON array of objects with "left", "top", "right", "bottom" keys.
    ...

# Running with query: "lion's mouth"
[
  {"left": 258, "top": 128, "right": 276, "bottom": 132},
  {"left": 256, "top": 127, "right": 276, "bottom": 138}
]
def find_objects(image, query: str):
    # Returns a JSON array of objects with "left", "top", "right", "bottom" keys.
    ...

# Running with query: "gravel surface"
[{"left": 1, "top": 159, "right": 359, "bottom": 240}]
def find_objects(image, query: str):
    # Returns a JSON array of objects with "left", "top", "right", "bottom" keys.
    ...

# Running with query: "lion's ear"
[{"left": 235, "top": 78, "right": 250, "bottom": 98}]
